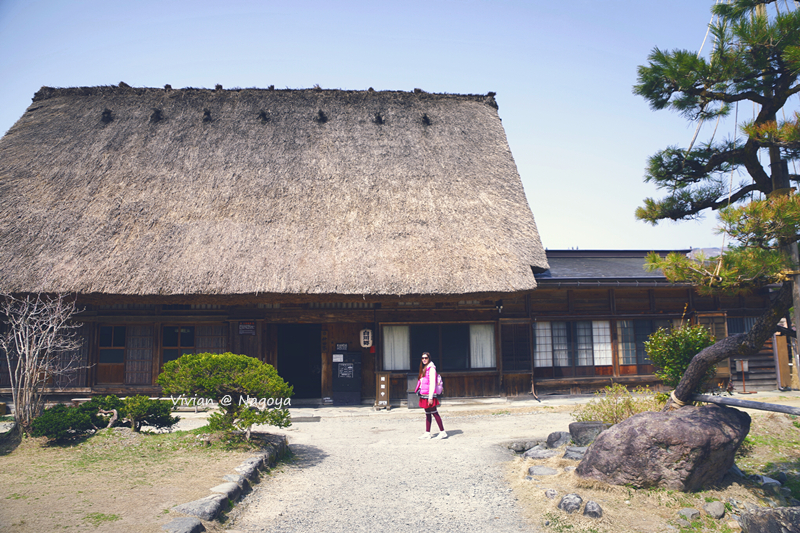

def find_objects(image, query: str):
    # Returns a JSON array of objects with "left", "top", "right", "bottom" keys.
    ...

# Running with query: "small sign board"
[
  {"left": 338, "top": 363, "right": 354, "bottom": 379},
  {"left": 332, "top": 353, "right": 344, "bottom": 363},
  {"left": 335, "top": 343, "right": 348, "bottom": 351},
  {"left": 238, "top": 321, "right": 256, "bottom": 335}
]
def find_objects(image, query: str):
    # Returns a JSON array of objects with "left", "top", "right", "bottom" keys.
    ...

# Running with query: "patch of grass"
[
  {"left": 571, "top": 383, "right": 666, "bottom": 424},
  {"left": 6, "top": 493, "right": 26, "bottom": 500},
  {"left": 83, "top": 512, "right": 121, "bottom": 527},
  {"left": 491, "top": 410, "right": 511, "bottom": 416}
]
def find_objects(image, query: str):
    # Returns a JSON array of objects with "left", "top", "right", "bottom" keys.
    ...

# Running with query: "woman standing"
[{"left": 416, "top": 352, "right": 446, "bottom": 440}]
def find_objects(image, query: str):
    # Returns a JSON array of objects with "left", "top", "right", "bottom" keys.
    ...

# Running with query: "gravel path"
[{"left": 227, "top": 403, "right": 574, "bottom": 533}]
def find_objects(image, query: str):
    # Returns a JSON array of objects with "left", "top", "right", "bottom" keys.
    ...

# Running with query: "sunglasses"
[{"left": 421, "top": 357, "right": 429, "bottom": 360}]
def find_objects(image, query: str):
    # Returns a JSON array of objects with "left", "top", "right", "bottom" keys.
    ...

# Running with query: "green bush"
[
  {"left": 30, "top": 394, "right": 179, "bottom": 441},
  {"left": 123, "top": 395, "right": 179, "bottom": 432},
  {"left": 572, "top": 383, "right": 666, "bottom": 425},
  {"left": 156, "top": 352, "right": 292, "bottom": 438},
  {"left": 31, "top": 404, "right": 94, "bottom": 442},
  {"left": 644, "top": 324, "right": 716, "bottom": 391}
]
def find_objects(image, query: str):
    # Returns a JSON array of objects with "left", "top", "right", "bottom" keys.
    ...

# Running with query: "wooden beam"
[{"left": 691, "top": 394, "right": 800, "bottom": 416}]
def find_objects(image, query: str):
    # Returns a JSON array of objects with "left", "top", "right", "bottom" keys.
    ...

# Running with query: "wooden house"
[
  {"left": 0, "top": 86, "right": 779, "bottom": 402},
  {"left": 0, "top": 85, "right": 549, "bottom": 401},
  {"left": 529, "top": 250, "right": 779, "bottom": 394}
]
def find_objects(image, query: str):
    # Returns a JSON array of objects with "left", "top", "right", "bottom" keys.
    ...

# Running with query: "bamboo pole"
[{"left": 691, "top": 394, "right": 800, "bottom": 416}]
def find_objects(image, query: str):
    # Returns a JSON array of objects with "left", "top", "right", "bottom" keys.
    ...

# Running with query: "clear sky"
[{"left": 0, "top": 1, "right": 745, "bottom": 251}]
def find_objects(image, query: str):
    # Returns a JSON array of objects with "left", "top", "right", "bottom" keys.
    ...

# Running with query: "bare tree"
[{"left": 0, "top": 293, "right": 85, "bottom": 433}]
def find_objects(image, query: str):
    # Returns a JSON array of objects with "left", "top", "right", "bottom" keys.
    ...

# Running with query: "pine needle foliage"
[{"left": 634, "top": 0, "right": 800, "bottom": 225}]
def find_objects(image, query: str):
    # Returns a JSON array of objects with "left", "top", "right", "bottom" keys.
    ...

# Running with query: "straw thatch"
[{"left": 0, "top": 86, "right": 547, "bottom": 298}]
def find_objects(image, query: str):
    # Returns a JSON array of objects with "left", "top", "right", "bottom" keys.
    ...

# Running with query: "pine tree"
[{"left": 634, "top": 0, "right": 800, "bottom": 406}]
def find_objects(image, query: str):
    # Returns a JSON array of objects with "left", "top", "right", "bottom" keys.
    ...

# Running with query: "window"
[
  {"left": 383, "top": 325, "right": 410, "bottom": 371},
  {"left": 162, "top": 325, "right": 195, "bottom": 363},
  {"left": 534, "top": 321, "right": 612, "bottom": 368},
  {"left": 99, "top": 325, "right": 126, "bottom": 364},
  {"left": 533, "top": 320, "right": 614, "bottom": 378},
  {"left": 502, "top": 323, "right": 531, "bottom": 372},
  {"left": 382, "top": 324, "right": 496, "bottom": 371},
  {"left": 727, "top": 317, "right": 756, "bottom": 335},
  {"left": 617, "top": 319, "right": 671, "bottom": 366}
]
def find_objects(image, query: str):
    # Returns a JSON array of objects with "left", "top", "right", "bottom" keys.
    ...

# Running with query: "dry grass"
[
  {"left": 0, "top": 426, "right": 267, "bottom": 533},
  {"left": 507, "top": 412, "right": 800, "bottom": 533}
]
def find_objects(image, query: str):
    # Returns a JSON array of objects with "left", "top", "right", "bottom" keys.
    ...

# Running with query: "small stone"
[
  {"left": 528, "top": 466, "right": 558, "bottom": 476},
  {"left": 742, "top": 502, "right": 760, "bottom": 513},
  {"left": 508, "top": 442, "right": 525, "bottom": 452},
  {"left": 557, "top": 493, "right": 583, "bottom": 514},
  {"left": 583, "top": 500, "right": 602, "bottom": 518},
  {"left": 679, "top": 508, "right": 700, "bottom": 520},
  {"left": 523, "top": 447, "right": 559, "bottom": 460},
  {"left": 676, "top": 518, "right": 691, "bottom": 528},
  {"left": 562, "top": 446, "right": 588, "bottom": 461},
  {"left": 726, "top": 520, "right": 742, "bottom": 531},
  {"left": 728, "top": 464, "right": 746, "bottom": 478},
  {"left": 703, "top": 500, "right": 725, "bottom": 519},
  {"left": 568, "top": 421, "right": 612, "bottom": 446},
  {"left": 546, "top": 431, "right": 571, "bottom": 449},
  {"left": 775, "top": 471, "right": 788, "bottom": 484},
  {"left": 564, "top": 466, "right": 576, "bottom": 473},
  {"left": 544, "top": 489, "right": 557, "bottom": 500},
  {"left": 161, "top": 517, "right": 205, "bottom": 533}
]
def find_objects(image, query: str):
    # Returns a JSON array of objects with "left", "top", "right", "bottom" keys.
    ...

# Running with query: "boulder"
[
  {"left": 569, "top": 421, "right": 612, "bottom": 446},
  {"left": 575, "top": 405, "right": 750, "bottom": 491},
  {"left": 583, "top": 501, "right": 602, "bottom": 518},
  {"left": 546, "top": 431, "right": 571, "bottom": 449},
  {"left": 558, "top": 493, "right": 583, "bottom": 513},
  {"left": 740, "top": 507, "right": 800, "bottom": 533}
]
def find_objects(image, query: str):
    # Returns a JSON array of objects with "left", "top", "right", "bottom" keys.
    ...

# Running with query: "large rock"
[
  {"left": 569, "top": 421, "right": 612, "bottom": 446},
  {"left": 740, "top": 507, "right": 800, "bottom": 533},
  {"left": 575, "top": 405, "right": 750, "bottom": 491}
]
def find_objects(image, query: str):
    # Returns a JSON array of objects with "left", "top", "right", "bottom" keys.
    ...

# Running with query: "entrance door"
[{"left": 277, "top": 324, "right": 322, "bottom": 399}]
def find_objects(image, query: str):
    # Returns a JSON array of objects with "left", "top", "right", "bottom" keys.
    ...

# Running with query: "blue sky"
[{"left": 0, "top": 1, "right": 740, "bottom": 250}]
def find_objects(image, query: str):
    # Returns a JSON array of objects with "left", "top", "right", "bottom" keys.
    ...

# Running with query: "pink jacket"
[{"left": 416, "top": 363, "right": 442, "bottom": 399}]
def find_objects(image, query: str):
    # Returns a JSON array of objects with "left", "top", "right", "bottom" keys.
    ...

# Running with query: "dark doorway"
[{"left": 277, "top": 324, "right": 322, "bottom": 399}]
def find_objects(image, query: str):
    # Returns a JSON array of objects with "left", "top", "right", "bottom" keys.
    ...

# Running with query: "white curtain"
[
  {"left": 592, "top": 321, "right": 612, "bottom": 366},
  {"left": 383, "top": 326, "right": 410, "bottom": 370},
  {"left": 469, "top": 324, "right": 496, "bottom": 368},
  {"left": 534, "top": 322, "right": 553, "bottom": 367}
]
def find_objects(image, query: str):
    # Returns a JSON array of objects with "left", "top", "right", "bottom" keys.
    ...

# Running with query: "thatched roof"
[{"left": 0, "top": 85, "right": 547, "bottom": 298}]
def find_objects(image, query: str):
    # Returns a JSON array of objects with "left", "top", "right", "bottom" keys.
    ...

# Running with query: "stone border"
[{"left": 163, "top": 434, "right": 289, "bottom": 533}]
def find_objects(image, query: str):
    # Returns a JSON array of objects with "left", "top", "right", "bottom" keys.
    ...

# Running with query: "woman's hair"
[{"left": 418, "top": 352, "right": 431, "bottom": 379}]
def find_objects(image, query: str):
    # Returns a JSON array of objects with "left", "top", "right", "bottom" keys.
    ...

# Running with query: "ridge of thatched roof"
[{"left": 0, "top": 85, "right": 548, "bottom": 297}]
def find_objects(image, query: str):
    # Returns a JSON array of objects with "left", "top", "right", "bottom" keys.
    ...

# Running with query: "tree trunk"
[{"left": 665, "top": 281, "right": 793, "bottom": 410}]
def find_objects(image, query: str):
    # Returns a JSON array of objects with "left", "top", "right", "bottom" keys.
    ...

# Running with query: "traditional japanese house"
[
  {"left": 0, "top": 85, "right": 550, "bottom": 402},
  {"left": 529, "top": 249, "right": 779, "bottom": 394}
]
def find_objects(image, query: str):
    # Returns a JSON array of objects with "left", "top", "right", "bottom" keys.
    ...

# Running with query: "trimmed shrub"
[
  {"left": 157, "top": 352, "right": 292, "bottom": 438},
  {"left": 123, "top": 395, "right": 179, "bottom": 432},
  {"left": 31, "top": 404, "right": 94, "bottom": 442}
]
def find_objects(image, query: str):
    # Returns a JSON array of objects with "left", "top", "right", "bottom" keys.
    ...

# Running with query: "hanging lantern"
[{"left": 360, "top": 328, "right": 373, "bottom": 348}]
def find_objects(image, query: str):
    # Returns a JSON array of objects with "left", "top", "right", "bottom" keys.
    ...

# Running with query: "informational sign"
[
  {"left": 332, "top": 353, "right": 344, "bottom": 363},
  {"left": 335, "top": 343, "right": 348, "bottom": 351},
  {"left": 238, "top": 321, "right": 256, "bottom": 335},
  {"left": 338, "top": 363, "right": 354, "bottom": 379}
]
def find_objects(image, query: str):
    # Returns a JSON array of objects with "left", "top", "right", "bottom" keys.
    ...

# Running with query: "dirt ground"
[
  {"left": 0, "top": 417, "right": 261, "bottom": 533},
  {"left": 0, "top": 393, "right": 797, "bottom": 533}
]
